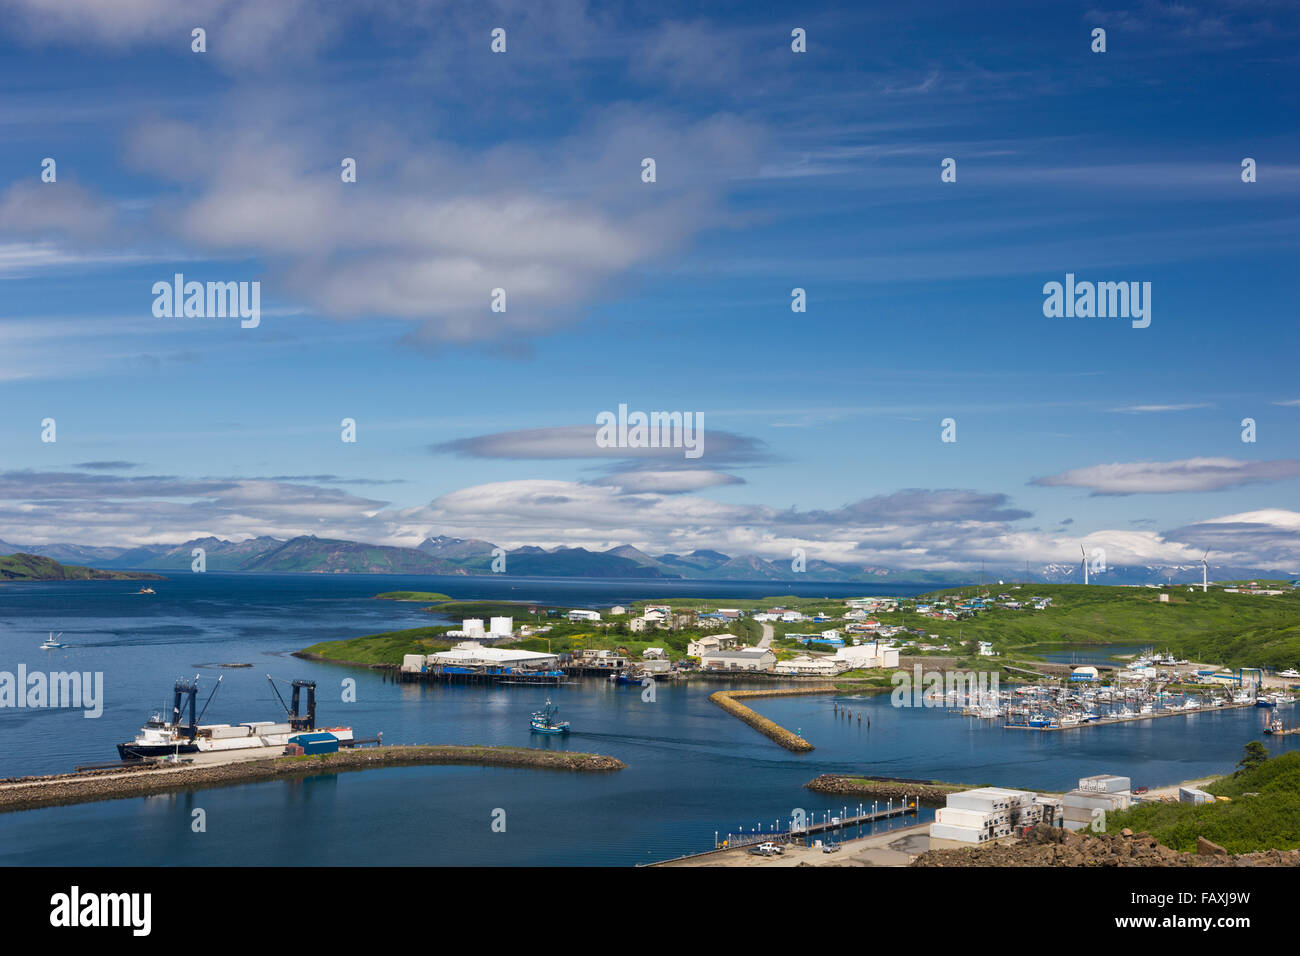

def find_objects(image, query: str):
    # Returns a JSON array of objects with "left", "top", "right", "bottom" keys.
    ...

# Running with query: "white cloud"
[{"left": 1032, "top": 458, "right": 1300, "bottom": 495}]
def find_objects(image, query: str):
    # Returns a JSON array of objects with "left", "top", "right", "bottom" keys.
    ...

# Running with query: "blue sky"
[{"left": 0, "top": 0, "right": 1296, "bottom": 571}]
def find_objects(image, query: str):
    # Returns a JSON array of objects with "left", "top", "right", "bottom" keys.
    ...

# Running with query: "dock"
[
  {"left": 1004, "top": 698, "right": 1268, "bottom": 731},
  {"left": 642, "top": 799, "right": 920, "bottom": 866}
]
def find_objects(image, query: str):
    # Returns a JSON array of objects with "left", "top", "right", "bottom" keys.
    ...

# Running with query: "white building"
[
  {"left": 833, "top": 642, "right": 899, "bottom": 670},
  {"left": 688, "top": 634, "right": 740, "bottom": 657},
  {"left": 419, "top": 641, "right": 559, "bottom": 672},
  {"left": 700, "top": 647, "right": 776, "bottom": 672},
  {"left": 774, "top": 655, "right": 839, "bottom": 676},
  {"left": 567, "top": 609, "right": 602, "bottom": 622}
]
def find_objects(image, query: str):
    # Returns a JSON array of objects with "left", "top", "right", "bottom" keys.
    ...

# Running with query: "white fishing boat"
[{"left": 39, "top": 631, "right": 65, "bottom": 650}]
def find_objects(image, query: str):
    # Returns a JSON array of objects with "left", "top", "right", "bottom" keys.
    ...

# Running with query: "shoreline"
[{"left": 0, "top": 744, "right": 625, "bottom": 815}]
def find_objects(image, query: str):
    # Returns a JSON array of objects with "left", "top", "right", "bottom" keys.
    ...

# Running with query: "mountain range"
[{"left": 0, "top": 535, "right": 1292, "bottom": 586}]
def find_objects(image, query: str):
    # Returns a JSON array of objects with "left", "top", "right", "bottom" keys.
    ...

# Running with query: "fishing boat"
[
  {"left": 1027, "top": 713, "right": 1054, "bottom": 728},
  {"left": 39, "top": 631, "right": 65, "bottom": 650},
  {"left": 529, "top": 699, "right": 570, "bottom": 734},
  {"left": 611, "top": 671, "right": 644, "bottom": 686},
  {"left": 1115, "top": 706, "right": 1135, "bottom": 719},
  {"left": 1264, "top": 716, "right": 1284, "bottom": 735},
  {"left": 1256, "top": 695, "right": 1277, "bottom": 708}
]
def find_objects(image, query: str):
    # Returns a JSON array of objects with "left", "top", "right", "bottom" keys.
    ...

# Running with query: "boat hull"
[
  {"left": 529, "top": 724, "right": 570, "bottom": 734},
  {"left": 117, "top": 741, "right": 200, "bottom": 760}
]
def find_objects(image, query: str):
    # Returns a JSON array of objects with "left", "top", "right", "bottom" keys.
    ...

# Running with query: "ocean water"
[{"left": 0, "top": 573, "right": 1292, "bottom": 865}]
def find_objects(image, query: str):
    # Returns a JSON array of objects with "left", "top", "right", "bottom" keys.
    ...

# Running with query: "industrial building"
[{"left": 401, "top": 641, "right": 559, "bottom": 674}]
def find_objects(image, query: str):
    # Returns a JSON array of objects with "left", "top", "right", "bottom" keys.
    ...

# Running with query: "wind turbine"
[
  {"left": 1201, "top": 550, "right": 1209, "bottom": 593},
  {"left": 1080, "top": 545, "right": 1089, "bottom": 585}
]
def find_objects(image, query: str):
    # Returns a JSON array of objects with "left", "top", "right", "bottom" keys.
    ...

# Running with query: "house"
[
  {"left": 610, "top": 606, "right": 627, "bottom": 616},
  {"left": 977, "top": 641, "right": 996, "bottom": 657},
  {"left": 577, "top": 649, "right": 627, "bottom": 670},
  {"left": 688, "top": 634, "right": 741, "bottom": 657},
  {"left": 642, "top": 647, "right": 667, "bottom": 660},
  {"left": 700, "top": 647, "right": 777, "bottom": 673}
]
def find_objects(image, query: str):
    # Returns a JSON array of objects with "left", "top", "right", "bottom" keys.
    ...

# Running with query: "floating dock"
[{"left": 1004, "top": 698, "right": 1268, "bottom": 731}]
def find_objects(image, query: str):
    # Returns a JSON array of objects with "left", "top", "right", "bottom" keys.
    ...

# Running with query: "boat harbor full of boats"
[{"left": 117, "top": 675, "right": 353, "bottom": 760}]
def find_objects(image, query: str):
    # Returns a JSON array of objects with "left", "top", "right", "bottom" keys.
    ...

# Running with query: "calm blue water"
[
  {"left": 1029, "top": 643, "right": 1151, "bottom": 666},
  {"left": 1, "top": 573, "right": 1294, "bottom": 865}
]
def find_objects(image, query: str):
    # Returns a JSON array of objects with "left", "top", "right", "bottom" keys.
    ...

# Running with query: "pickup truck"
[{"left": 752, "top": 842, "right": 783, "bottom": 856}]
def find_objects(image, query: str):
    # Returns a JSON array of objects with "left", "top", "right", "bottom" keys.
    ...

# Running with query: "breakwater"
[
  {"left": 709, "top": 686, "right": 833, "bottom": 752},
  {"left": 0, "top": 745, "right": 625, "bottom": 815},
  {"left": 806, "top": 773, "right": 972, "bottom": 806}
]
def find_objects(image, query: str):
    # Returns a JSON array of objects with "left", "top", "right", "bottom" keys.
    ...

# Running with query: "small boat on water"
[
  {"left": 137, "top": 587, "right": 156, "bottom": 595},
  {"left": 529, "top": 699, "right": 570, "bottom": 734},
  {"left": 1256, "top": 695, "right": 1277, "bottom": 708},
  {"left": 40, "top": 631, "right": 65, "bottom": 650},
  {"left": 1264, "top": 716, "right": 1285, "bottom": 735},
  {"left": 1279, "top": 669, "right": 1300, "bottom": 679}
]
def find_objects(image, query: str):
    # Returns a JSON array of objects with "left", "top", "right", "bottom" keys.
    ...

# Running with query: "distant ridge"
[{"left": 0, "top": 536, "right": 1292, "bottom": 586}]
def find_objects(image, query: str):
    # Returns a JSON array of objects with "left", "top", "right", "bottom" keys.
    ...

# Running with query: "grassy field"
[
  {"left": 1102, "top": 750, "right": 1300, "bottom": 853},
  {"left": 909, "top": 583, "right": 1300, "bottom": 668},
  {"left": 299, "top": 626, "right": 454, "bottom": 665}
]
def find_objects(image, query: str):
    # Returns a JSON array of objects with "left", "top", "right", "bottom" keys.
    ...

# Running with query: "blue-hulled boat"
[{"left": 529, "top": 699, "right": 570, "bottom": 734}]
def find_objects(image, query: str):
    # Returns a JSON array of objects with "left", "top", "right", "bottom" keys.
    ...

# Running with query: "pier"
[
  {"left": 642, "top": 799, "right": 920, "bottom": 866},
  {"left": 1004, "top": 698, "right": 1266, "bottom": 731}
]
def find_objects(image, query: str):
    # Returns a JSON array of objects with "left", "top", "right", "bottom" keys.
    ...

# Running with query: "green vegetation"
[
  {"left": 300, "top": 626, "right": 453, "bottom": 666},
  {"left": 1103, "top": 748, "right": 1300, "bottom": 853},
  {"left": 911, "top": 583, "right": 1300, "bottom": 668},
  {"left": 0, "top": 553, "right": 164, "bottom": 582},
  {"left": 374, "top": 591, "right": 453, "bottom": 602}
]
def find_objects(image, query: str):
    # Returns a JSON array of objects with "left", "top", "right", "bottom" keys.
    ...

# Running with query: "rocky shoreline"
[
  {"left": 0, "top": 745, "right": 625, "bottom": 815},
  {"left": 709, "top": 686, "right": 832, "bottom": 752},
  {"left": 913, "top": 824, "right": 1300, "bottom": 867}
]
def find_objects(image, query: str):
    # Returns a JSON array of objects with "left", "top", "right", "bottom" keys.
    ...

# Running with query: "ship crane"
[{"left": 266, "top": 675, "right": 317, "bottom": 731}]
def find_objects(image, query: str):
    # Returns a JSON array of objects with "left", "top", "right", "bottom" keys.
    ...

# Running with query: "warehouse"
[{"left": 424, "top": 641, "right": 559, "bottom": 671}]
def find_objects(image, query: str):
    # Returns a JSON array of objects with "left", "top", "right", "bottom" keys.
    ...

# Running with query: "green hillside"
[
  {"left": 1103, "top": 750, "right": 1300, "bottom": 853},
  {"left": 912, "top": 583, "right": 1300, "bottom": 668},
  {"left": 0, "top": 553, "right": 165, "bottom": 582}
]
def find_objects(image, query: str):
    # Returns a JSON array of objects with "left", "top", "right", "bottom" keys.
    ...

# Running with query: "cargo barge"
[{"left": 117, "top": 676, "right": 352, "bottom": 760}]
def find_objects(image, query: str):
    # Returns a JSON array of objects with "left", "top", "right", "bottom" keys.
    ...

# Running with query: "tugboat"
[{"left": 529, "top": 699, "right": 570, "bottom": 734}]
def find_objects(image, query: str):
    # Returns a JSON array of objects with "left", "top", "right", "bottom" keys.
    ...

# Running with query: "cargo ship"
[{"left": 117, "top": 676, "right": 352, "bottom": 760}]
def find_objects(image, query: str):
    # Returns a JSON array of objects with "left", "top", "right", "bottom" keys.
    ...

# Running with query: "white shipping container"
[
  {"left": 928, "top": 822, "right": 989, "bottom": 843},
  {"left": 1079, "top": 774, "right": 1131, "bottom": 793},
  {"left": 257, "top": 723, "right": 293, "bottom": 736},
  {"left": 935, "top": 807, "right": 1005, "bottom": 828}
]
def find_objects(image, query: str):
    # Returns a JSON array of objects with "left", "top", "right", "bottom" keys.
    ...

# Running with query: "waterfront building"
[{"left": 699, "top": 647, "right": 776, "bottom": 672}]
